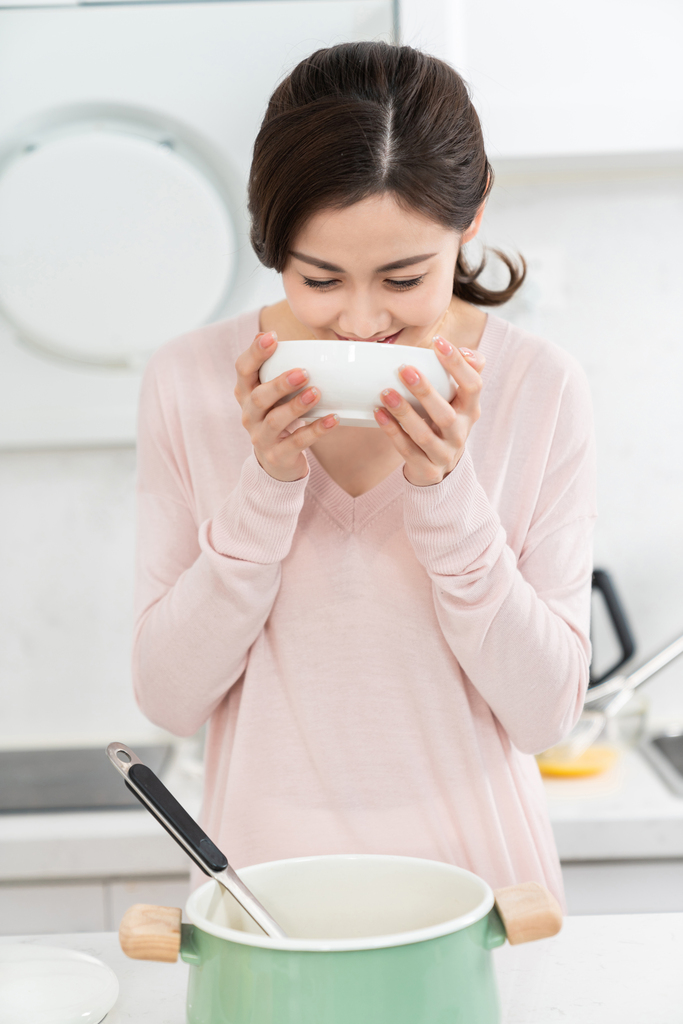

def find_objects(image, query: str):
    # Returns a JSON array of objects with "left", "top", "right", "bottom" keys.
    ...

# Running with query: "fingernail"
[
  {"left": 260, "top": 331, "right": 277, "bottom": 348},
  {"left": 399, "top": 364, "right": 420, "bottom": 385},
  {"left": 382, "top": 388, "right": 401, "bottom": 408},
  {"left": 460, "top": 347, "right": 474, "bottom": 358},
  {"left": 322, "top": 414, "right": 339, "bottom": 428},
  {"left": 287, "top": 368, "right": 308, "bottom": 386},
  {"left": 434, "top": 336, "right": 452, "bottom": 355},
  {"left": 300, "top": 387, "right": 318, "bottom": 405},
  {"left": 374, "top": 407, "right": 391, "bottom": 425}
]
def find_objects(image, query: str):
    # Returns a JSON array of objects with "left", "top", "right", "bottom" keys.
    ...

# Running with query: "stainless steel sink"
[
  {"left": 0, "top": 745, "right": 171, "bottom": 813},
  {"left": 642, "top": 732, "right": 683, "bottom": 797}
]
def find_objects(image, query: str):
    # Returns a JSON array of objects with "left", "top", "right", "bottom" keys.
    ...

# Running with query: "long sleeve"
[
  {"left": 132, "top": 355, "right": 308, "bottom": 737},
  {"left": 402, "top": 351, "right": 596, "bottom": 756}
]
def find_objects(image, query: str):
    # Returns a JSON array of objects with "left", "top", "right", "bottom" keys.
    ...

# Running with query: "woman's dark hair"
[{"left": 248, "top": 41, "right": 525, "bottom": 306}]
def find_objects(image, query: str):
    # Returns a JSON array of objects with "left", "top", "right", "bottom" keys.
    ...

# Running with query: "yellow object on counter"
[{"left": 536, "top": 744, "right": 620, "bottom": 777}]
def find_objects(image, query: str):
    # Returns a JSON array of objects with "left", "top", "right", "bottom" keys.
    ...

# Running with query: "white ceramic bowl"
[{"left": 259, "top": 340, "right": 456, "bottom": 427}]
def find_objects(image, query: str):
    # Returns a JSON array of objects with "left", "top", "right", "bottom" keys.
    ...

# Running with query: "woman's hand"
[
  {"left": 234, "top": 331, "right": 339, "bottom": 482},
  {"left": 373, "top": 336, "right": 485, "bottom": 487}
]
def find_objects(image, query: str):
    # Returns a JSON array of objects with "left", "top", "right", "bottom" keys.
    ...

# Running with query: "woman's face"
[{"left": 282, "top": 192, "right": 483, "bottom": 347}]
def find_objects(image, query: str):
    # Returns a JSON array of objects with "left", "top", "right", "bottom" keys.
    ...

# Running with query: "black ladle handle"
[
  {"left": 107, "top": 742, "right": 226, "bottom": 875},
  {"left": 590, "top": 568, "right": 636, "bottom": 685},
  {"left": 106, "top": 742, "right": 288, "bottom": 939}
]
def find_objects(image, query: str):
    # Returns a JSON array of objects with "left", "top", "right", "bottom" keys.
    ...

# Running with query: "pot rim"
[{"left": 185, "top": 853, "right": 495, "bottom": 952}]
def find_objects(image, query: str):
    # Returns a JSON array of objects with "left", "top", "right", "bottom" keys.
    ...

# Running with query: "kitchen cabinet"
[
  {"left": 0, "top": 881, "right": 107, "bottom": 935},
  {"left": 0, "top": 755, "right": 197, "bottom": 935},
  {"left": 400, "top": 0, "right": 683, "bottom": 158},
  {"left": 0, "top": 875, "right": 189, "bottom": 936},
  {"left": 106, "top": 877, "right": 190, "bottom": 932},
  {"left": 562, "top": 858, "right": 683, "bottom": 915}
]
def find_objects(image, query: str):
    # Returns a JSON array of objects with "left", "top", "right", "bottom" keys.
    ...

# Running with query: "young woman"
[{"left": 133, "top": 42, "right": 596, "bottom": 906}]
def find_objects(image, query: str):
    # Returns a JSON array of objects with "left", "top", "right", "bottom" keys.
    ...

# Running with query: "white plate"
[{"left": 0, "top": 944, "right": 119, "bottom": 1024}]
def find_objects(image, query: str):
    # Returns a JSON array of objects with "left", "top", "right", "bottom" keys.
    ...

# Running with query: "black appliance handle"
[{"left": 590, "top": 568, "right": 636, "bottom": 686}]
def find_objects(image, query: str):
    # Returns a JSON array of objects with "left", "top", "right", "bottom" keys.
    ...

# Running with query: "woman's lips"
[{"left": 333, "top": 329, "right": 403, "bottom": 344}]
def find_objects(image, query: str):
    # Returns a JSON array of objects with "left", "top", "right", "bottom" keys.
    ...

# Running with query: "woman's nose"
[{"left": 337, "top": 304, "right": 393, "bottom": 340}]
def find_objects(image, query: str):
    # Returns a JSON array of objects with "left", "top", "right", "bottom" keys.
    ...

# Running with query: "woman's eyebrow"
[
  {"left": 289, "top": 251, "right": 343, "bottom": 272},
  {"left": 376, "top": 253, "right": 437, "bottom": 272},
  {"left": 289, "top": 251, "right": 438, "bottom": 273}
]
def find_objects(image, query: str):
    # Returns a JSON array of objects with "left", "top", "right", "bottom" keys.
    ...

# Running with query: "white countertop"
[
  {"left": 544, "top": 746, "right": 683, "bottom": 860},
  {"left": 1, "top": 747, "right": 682, "bottom": 883},
  {"left": 3, "top": 914, "right": 682, "bottom": 1023}
]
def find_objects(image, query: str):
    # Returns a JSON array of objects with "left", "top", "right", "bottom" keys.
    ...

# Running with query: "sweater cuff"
[
  {"left": 207, "top": 451, "right": 308, "bottom": 563},
  {"left": 402, "top": 448, "right": 505, "bottom": 574}
]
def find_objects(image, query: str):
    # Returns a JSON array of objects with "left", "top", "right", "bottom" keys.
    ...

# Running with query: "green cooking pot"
[{"left": 120, "top": 854, "right": 561, "bottom": 1024}]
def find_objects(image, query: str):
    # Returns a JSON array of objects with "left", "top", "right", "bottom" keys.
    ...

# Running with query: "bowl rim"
[
  {"left": 259, "top": 338, "right": 444, "bottom": 360},
  {"left": 185, "top": 853, "right": 495, "bottom": 952}
]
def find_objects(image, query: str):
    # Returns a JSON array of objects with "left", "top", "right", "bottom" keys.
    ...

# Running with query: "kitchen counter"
[
  {"left": 1, "top": 747, "right": 681, "bottom": 885},
  {"left": 3, "top": 913, "right": 682, "bottom": 1023},
  {"left": 0, "top": 755, "right": 200, "bottom": 882},
  {"left": 0, "top": 755, "right": 200, "bottom": 934},
  {"left": 544, "top": 746, "right": 683, "bottom": 860}
]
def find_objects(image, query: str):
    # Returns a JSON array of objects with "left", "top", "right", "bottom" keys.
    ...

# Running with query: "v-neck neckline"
[
  {"left": 298, "top": 312, "right": 509, "bottom": 532},
  {"left": 305, "top": 447, "right": 404, "bottom": 532}
]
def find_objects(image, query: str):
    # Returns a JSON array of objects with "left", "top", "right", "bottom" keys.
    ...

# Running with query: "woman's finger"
[
  {"left": 374, "top": 406, "right": 432, "bottom": 462},
  {"left": 433, "top": 337, "right": 484, "bottom": 421},
  {"left": 379, "top": 387, "right": 454, "bottom": 462},
  {"left": 255, "top": 412, "right": 340, "bottom": 480},
  {"left": 255, "top": 384, "right": 323, "bottom": 446},
  {"left": 374, "top": 405, "right": 454, "bottom": 487},
  {"left": 282, "top": 413, "right": 340, "bottom": 452},
  {"left": 249, "top": 366, "right": 310, "bottom": 416},
  {"left": 393, "top": 363, "right": 459, "bottom": 439},
  {"left": 234, "top": 331, "right": 278, "bottom": 403}
]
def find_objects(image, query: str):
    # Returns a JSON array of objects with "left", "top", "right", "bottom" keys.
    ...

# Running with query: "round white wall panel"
[{"left": 0, "top": 107, "right": 238, "bottom": 368}]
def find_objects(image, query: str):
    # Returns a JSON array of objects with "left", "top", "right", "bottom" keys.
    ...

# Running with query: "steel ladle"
[{"left": 106, "top": 742, "right": 287, "bottom": 939}]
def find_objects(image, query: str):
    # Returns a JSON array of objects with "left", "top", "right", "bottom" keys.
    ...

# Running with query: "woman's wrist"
[
  {"left": 402, "top": 446, "right": 465, "bottom": 487},
  {"left": 254, "top": 448, "right": 309, "bottom": 483}
]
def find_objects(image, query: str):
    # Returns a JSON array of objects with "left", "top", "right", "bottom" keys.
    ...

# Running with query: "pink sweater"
[{"left": 133, "top": 309, "right": 596, "bottom": 905}]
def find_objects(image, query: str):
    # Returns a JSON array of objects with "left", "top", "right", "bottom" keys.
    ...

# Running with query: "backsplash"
[
  {"left": 1, "top": 160, "right": 682, "bottom": 747},
  {"left": 0, "top": 447, "right": 155, "bottom": 748},
  {"left": 483, "top": 159, "right": 683, "bottom": 718}
]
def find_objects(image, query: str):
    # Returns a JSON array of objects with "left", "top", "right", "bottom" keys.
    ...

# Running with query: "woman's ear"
[{"left": 461, "top": 199, "right": 486, "bottom": 245}]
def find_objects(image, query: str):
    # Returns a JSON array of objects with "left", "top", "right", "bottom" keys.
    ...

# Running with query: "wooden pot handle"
[
  {"left": 493, "top": 882, "right": 563, "bottom": 945},
  {"left": 119, "top": 903, "right": 182, "bottom": 962}
]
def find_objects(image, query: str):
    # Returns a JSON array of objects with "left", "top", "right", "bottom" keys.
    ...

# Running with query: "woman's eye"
[
  {"left": 387, "top": 276, "right": 425, "bottom": 291},
  {"left": 303, "top": 278, "right": 338, "bottom": 290}
]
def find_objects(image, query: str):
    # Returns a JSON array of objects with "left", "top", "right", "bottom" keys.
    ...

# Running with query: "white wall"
[
  {"left": 0, "top": 446, "right": 154, "bottom": 748},
  {"left": 477, "top": 156, "right": 683, "bottom": 719}
]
